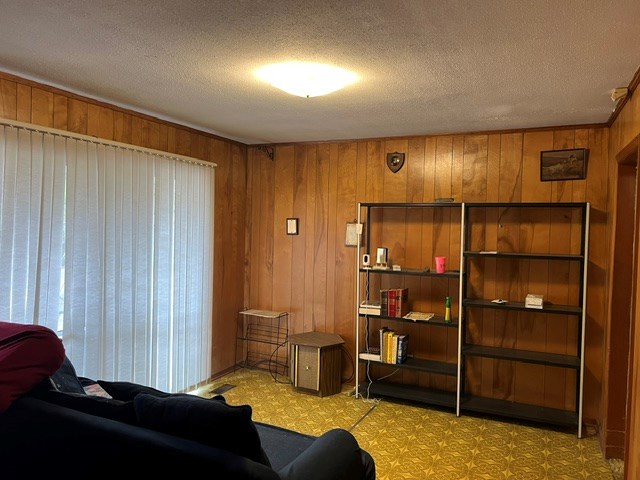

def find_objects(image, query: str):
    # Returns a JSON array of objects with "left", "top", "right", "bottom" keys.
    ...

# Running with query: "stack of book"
[
  {"left": 380, "top": 288, "right": 409, "bottom": 317},
  {"left": 359, "top": 300, "right": 381, "bottom": 315},
  {"left": 377, "top": 327, "right": 409, "bottom": 364}
]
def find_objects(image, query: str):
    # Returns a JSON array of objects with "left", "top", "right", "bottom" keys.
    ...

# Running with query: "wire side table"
[{"left": 236, "top": 309, "right": 289, "bottom": 381}]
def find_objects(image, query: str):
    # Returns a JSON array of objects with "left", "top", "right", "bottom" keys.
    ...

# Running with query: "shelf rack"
[
  {"left": 460, "top": 202, "right": 589, "bottom": 437},
  {"left": 354, "top": 201, "right": 589, "bottom": 438},
  {"left": 236, "top": 309, "right": 289, "bottom": 380},
  {"left": 354, "top": 201, "right": 464, "bottom": 414}
]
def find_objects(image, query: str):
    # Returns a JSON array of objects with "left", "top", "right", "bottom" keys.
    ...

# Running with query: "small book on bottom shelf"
[{"left": 396, "top": 334, "right": 408, "bottom": 364}]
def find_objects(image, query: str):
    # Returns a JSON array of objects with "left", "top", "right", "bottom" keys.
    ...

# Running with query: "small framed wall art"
[
  {"left": 345, "top": 222, "right": 363, "bottom": 246},
  {"left": 286, "top": 218, "right": 299, "bottom": 235},
  {"left": 540, "top": 148, "right": 588, "bottom": 181}
]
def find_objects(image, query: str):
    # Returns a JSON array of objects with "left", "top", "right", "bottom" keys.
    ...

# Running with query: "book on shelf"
[
  {"left": 374, "top": 332, "right": 409, "bottom": 365},
  {"left": 396, "top": 334, "right": 408, "bottom": 364},
  {"left": 381, "top": 329, "right": 392, "bottom": 364},
  {"left": 380, "top": 290, "right": 388, "bottom": 316},
  {"left": 387, "top": 289, "right": 397, "bottom": 317},
  {"left": 379, "top": 288, "right": 409, "bottom": 317},
  {"left": 384, "top": 330, "right": 395, "bottom": 363},
  {"left": 391, "top": 333, "right": 399, "bottom": 364},
  {"left": 403, "top": 311, "right": 435, "bottom": 322},
  {"left": 379, "top": 327, "right": 389, "bottom": 361},
  {"left": 394, "top": 288, "right": 409, "bottom": 317}
]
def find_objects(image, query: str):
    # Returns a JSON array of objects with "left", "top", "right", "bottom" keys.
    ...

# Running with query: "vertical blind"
[{"left": 0, "top": 121, "right": 214, "bottom": 392}]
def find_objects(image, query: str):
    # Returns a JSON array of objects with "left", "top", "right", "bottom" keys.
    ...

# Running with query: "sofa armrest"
[
  {"left": 277, "top": 428, "right": 375, "bottom": 480},
  {"left": 0, "top": 396, "right": 279, "bottom": 480}
]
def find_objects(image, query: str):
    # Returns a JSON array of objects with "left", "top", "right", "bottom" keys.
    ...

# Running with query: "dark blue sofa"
[{"left": 0, "top": 320, "right": 374, "bottom": 480}]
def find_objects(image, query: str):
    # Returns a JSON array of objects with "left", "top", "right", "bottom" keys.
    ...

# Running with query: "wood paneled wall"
[
  {"left": 609, "top": 87, "right": 640, "bottom": 478},
  {"left": 0, "top": 71, "right": 248, "bottom": 379},
  {"left": 246, "top": 128, "right": 611, "bottom": 422}
]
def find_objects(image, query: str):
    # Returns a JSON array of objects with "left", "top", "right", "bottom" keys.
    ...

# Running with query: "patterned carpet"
[{"left": 193, "top": 369, "right": 616, "bottom": 479}]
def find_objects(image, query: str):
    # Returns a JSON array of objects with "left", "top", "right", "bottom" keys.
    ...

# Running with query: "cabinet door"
[{"left": 295, "top": 345, "right": 320, "bottom": 391}]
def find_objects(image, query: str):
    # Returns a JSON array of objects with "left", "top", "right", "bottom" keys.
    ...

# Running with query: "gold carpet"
[{"left": 193, "top": 369, "right": 615, "bottom": 480}]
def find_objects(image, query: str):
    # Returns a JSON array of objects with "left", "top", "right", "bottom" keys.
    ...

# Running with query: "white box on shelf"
[
  {"left": 359, "top": 301, "right": 381, "bottom": 316},
  {"left": 358, "top": 352, "right": 381, "bottom": 362},
  {"left": 525, "top": 294, "right": 544, "bottom": 309}
]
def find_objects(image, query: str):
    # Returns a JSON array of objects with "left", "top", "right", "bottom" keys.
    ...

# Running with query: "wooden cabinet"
[
  {"left": 289, "top": 332, "right": 344, "bottom": 397},
  {"left": 460, "top": 202, "right": 589, "bottom": 437}
]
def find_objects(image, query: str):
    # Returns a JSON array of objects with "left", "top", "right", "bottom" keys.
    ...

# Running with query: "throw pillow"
[
  {"left": 49, "top": 356, "right": 86, "bottom": 394},
  {"left": 97, "top": 380, "right": 173, "bottom": 401},
  {"left": 0, "top": 321, "right": 65, "bottom": 412},
  {"left": 133, "top": 393, "right": 267, "bottom": 465},
  {"left": 40, "top": 390, "right": 137, "bottom": 425}
]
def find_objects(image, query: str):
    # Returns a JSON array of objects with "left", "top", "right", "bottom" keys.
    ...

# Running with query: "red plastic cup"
[{"left": 435, "top": 256, "right": 447, "bottom": 273}]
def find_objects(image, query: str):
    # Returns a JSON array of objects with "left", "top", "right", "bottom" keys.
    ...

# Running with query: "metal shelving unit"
[
  {"left": 460, "top": 202, "right": 590, "bottom": 437},
  {"left": 354, "top": 202, "right": 464, "bottom": 414},
  {"left": 353, "top": 201, "right": 589, "bottom": 438}
]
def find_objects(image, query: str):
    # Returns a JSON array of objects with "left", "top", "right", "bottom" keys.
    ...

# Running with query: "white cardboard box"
[
  {"left": 525, "top": 294, "right": 544, "bottom": 309},
  {"left": 359, "top": 352, "right": 382, "bottom": 362}
]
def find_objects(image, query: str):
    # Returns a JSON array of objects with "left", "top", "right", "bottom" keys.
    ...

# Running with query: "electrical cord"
[
  {"left": 341, "top": 344, "right": 355, "bottom": 383},
  {"left": 268, "top": 339, "right": 291, "bottom": 384}
]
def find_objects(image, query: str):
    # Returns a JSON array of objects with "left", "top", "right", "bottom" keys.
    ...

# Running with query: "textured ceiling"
[{"left": 0, "top": 0, "right": 639, "bottom": 145}]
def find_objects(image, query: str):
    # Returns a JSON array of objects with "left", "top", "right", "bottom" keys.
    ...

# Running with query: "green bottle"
[{"left": 444, "top": 296, "right": 452, "bottom": 323}]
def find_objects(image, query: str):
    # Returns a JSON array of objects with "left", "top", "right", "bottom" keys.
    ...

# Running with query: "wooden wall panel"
[
  {"left": 334, "top": 143, "right": 357, "bottom": 381},
  {"left": 31, "top": 88, "right": 53, "bottom": 127},
  {"left": 303, "top": 146, "right": 318, "bottom": 333},
  {"left": 67, "top": 98, "right": 87, "bottom": 134},
  {"left": 312, "top": 144, "right": 330, "bottom": 333},
  {"left": 0, "top": 71, "right": 247, "bottom": 384},
  {"left": 291, "top": 146, "right": 308, "bottom": 335},
  {"left": 498, "top": 133, "right": 523, "bottom": 202},
  {"left": 224, "top": 142, "right": 247, "bottom": 371},
  {"left": 16, "top": 84, "right": 31, "bottom": 123},
  {"left": 53, "top": 94, "right": 68, "bottom": 130},
  {"left": 325, "top": 144, "right": 339, "bottom": 335},
  {"left": 0, "top": 79, "right": 17, "bottom": 118},
  {"left": 247, "top": 124, "right": 611, "bottom": 422},
  {"left": 272, "top": 145, "right": 294, "bottom": 319}
]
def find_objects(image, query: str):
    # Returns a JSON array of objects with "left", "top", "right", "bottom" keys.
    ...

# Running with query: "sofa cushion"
[
  {"left": 255, "top": 422, "right": 315, "bottom": 471},
  {"left": 133, "top": 393, "right": 267, "bottom": 465},
  {"left": 38, "top": 390, "right": 138, "bottom": 424},
  {"left": 49, "top": 356, "right": 86, "bottom": 394},
  {"left": 97, "top": 380, "right": 172, "bottom": 401},
  {"left": 0, "top": 321, "right": 65, "bottom": 412}
]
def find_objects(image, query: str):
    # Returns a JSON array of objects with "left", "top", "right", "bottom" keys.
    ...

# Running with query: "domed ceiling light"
[{"left": 256, "top": 62, "right": 359, "bottom": 98}]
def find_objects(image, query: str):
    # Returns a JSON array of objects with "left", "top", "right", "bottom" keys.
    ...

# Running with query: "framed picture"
[
  {"left": 286, "top": 218, "right": 298, "bottom": 235},
  {"left": 345, "top": 222, "right": 363, "bottom": 246},
  {"left": 540, "top": 148, "right": 588, "bottom": 181}
]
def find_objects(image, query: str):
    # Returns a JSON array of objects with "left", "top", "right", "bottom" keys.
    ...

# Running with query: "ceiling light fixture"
[{"left": 256, "top": 62, "right": 359, "bottom": 98}]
